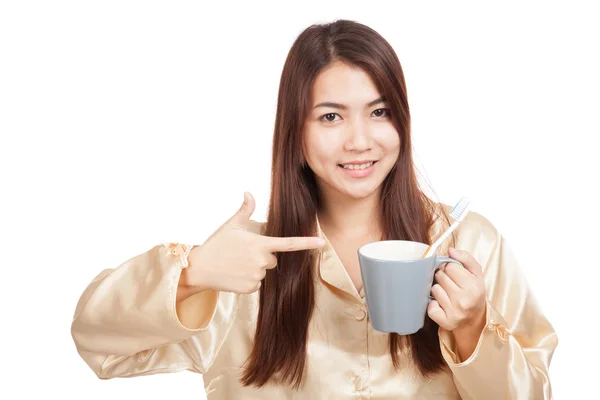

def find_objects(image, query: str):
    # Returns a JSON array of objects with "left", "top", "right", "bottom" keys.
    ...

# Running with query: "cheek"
[
  {"left": 372, "top": 126, "right": 401, "bottom": 155},
  {"left": 304, "top": 130, "right": 338, "bottom": 164}
]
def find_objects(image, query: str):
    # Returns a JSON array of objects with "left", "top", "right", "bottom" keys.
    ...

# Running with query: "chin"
[{"left": 339, "top": 183, "right": 383, "bottom": 200}]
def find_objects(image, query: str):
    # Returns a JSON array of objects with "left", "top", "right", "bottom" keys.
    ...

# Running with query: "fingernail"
[{"left": 316, "top": 238, "right": 326, "bottom": 247}]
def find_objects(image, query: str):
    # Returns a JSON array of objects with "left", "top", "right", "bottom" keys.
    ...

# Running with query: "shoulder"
[
  {"left": 436, "top": 202, "right": 498, "bottom": 237},
  {"left": 432, "top": 202, "right": 501, "bottom": 257}
]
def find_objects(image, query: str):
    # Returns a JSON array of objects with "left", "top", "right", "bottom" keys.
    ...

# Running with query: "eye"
[
  {"left": 320, "top": 113, "right": 341, "bottom": 122},
  {"left": 372, "top": 108, "right": 391, "bottom": 118}
]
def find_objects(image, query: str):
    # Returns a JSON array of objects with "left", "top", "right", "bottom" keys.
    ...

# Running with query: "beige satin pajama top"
[{"left": 71, "top": 204, "right": 557, "bottom": 399}]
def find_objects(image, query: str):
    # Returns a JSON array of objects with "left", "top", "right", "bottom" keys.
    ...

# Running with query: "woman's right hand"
[{"left": 181, "top": 192, "right": 326, "bottom": 295}]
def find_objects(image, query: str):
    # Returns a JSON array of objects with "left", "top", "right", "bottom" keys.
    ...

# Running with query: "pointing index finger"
[{"left": 264, "top": 236, "right": 326, "bottom": 253}]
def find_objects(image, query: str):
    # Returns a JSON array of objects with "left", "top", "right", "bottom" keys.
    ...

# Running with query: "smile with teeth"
[{"left": 340, "top": 161, "right": 375, "bottom": 170}]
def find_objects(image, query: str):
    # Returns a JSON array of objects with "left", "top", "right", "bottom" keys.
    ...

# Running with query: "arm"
[
  {"left": 70, "top": 243, "right": 238, "bottom": 378},
  {"left": 438, "top": 232, "right": 558, "bottom": 400}
]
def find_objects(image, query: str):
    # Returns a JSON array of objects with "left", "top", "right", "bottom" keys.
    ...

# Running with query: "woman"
[{"left": 71, "top": 20, "right": 557, "bottom": 399}]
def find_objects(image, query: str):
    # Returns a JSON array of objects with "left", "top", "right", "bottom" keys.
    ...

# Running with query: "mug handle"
[{"left": 428, "top": 256, "right": 464, "bottom": 303}]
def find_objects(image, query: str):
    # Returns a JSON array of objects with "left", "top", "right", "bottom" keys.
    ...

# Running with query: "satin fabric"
[{"left": 71, "top": 203, "right": 557, "bottom": 399}]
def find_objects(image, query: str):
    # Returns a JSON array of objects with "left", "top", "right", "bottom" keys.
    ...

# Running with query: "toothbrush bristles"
[{"left": 450, "top": 196, "right": 471, "bottom": 221}]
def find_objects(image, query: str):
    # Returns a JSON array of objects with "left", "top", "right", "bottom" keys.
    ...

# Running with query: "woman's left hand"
[{"left": 427, "top": 247, "right": 487, "bottom": 337}]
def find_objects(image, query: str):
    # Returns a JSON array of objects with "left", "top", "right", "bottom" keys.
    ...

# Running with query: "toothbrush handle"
[{"left": 426, "top": 220, "right": 460, "bottom": 257}]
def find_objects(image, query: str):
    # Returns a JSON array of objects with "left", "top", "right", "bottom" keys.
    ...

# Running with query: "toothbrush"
[{"left": 422, "top": 197, "right": 472, "bottom": 258}]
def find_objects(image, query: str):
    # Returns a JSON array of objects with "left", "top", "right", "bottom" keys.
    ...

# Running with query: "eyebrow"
[{"left": 313, "top": 96, "right": 387, "bottom": 110}]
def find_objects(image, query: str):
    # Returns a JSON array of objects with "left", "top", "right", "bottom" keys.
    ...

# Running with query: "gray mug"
[{"left": 357, "top": 240, "right": 463, "bottom": 335}]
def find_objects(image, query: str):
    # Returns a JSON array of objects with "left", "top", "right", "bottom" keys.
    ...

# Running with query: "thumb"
[
  {"left": 226, "top": 192, "right": 256, "bottom": 228},
  {"left": 448, "top": 247, "right": 482, "bottom": 276}
]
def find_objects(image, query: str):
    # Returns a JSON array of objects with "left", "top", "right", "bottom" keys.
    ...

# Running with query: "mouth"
[{"left": 338, "top": 161, "right": 377, "bottom": 170}]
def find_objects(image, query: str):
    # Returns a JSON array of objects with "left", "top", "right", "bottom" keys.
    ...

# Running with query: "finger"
[
  {"left": 255, "top": 268, "right": 267, "bottom": 281},
  {"left": 264, "top": 254, "right": 278, "bottom": 269},
  {"left": 265, "top": 235, "right": 326, "bottom": 253},
  {"left": 427, "top": 300, "right": 447, "bottom": 327},
  {"left": 443, "top": 261, "right": 472, "bottom": 289},
  {"left": 239, "top": 279, "right": 261, "bottom": 295},
  {"left": 430, "top": 283, "right": 452, "bottom": 311},
  {"left": 435, "top": 269, "right": 460, "bottom": 296},
  {"left": 226, "top": 192, "right": 256, "bottom": 228},
  {"left": 448, "top": 248, "right": 483, "bottom": 277}
]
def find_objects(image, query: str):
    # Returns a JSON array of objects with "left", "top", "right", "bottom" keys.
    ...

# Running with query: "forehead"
[{"left": 311, "top": 61, "right": 381, "bottom": 104}]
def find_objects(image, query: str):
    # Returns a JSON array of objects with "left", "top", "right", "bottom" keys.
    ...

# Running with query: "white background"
[{"left": 1, "top": 1, "right": 598, "bottom": 398}]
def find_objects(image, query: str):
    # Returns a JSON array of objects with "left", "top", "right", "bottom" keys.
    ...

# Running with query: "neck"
[{"left": 317, "top": 187, "right": 383, "bottom": 240}]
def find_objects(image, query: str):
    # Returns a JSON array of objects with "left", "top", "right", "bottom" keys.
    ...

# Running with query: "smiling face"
[{"left": 303, "top": 61, "right": 401, "bottom": 202}]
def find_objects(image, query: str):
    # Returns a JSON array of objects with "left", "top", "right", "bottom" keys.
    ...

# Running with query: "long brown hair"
[{"left": 241, "top": 19, "right": 454, "bottom": 389}]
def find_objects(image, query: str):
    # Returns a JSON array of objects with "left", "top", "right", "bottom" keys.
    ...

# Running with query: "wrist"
[
  {"left": 180, "top": 245, "right": 213, "bottom": 293},
  {"left": 455, "top": 307, "right": 486, "bottom": 336},
  {"left": 451, "top": 307, "right": 487, "bottom": 361}
]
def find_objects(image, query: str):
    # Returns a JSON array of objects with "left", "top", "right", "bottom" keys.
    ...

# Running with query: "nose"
[{"left": 343, "top": 119, "right": 373, "bottom": 152}]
